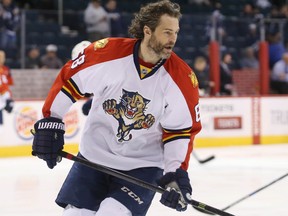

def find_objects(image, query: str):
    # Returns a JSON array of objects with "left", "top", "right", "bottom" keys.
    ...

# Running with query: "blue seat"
[
  {"left": 25, "top": 10, "right": 40, "bottom": 22},
  {"left": 57, "top": 45, "right": 70, "bottom": 61},
  {"left": 26, "top": 22, "right": 47, "bottom": 33},
  {"left": 26, "top": 32, "right": 42, "bottom": 45},
  {"left": 6, "top": 58, "right": 21, "bottom": 68},
  {"left": 42, "top": 32, "right": 57, "bottom": 44},
  {"left": 44, "top": 22, "right": 61, "bottom": 34}
]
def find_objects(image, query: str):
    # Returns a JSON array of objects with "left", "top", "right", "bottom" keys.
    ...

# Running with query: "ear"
[{"left": 143, "top": 25, "right": 152, "bottom": 37}]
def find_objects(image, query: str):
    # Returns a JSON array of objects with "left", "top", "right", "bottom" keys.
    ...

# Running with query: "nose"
[{"left": 170, "top": 33, "right": 177, "bottom": 44}]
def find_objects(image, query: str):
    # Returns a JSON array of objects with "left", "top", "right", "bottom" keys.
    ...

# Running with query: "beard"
[{"left": 147, "top": 34, "right": 174, "bottom": 59}]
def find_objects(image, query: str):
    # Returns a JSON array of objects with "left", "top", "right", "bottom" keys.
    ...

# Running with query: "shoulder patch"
[
  {"left": 188, "top": 71, "right": 198, "bottom": 88},
  {"left": 94, "top": 38, "right": 109, "bottom": 50}
]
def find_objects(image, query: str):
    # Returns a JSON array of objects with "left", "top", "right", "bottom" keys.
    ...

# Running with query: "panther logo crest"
[{"left": 103, "top": 89, "right": 155, "bottom": 142}]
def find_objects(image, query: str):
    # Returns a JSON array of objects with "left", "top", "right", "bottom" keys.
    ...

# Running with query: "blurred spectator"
[
  {"left": 205, "top": 2, "right": 226, "bottom": 43},
  {"left": 240, "top": 3, "right": 258, "bottom": 19},
  {"left": 255, "top": 0, "right": 271, "bottom": 9},
  {"left": 244, "top": 23, "right": 259, "bottom": 48},
  {"left": 192, "top": 56, "right": 214, "bottom": 96},
  {"left": 267, "top": 31, "right": 286, "bottom": 69},
  {"left": 220, "top": 52, "right": 236, "bottom": 95},
  {"left": 188, "top": 0, "right": 211, "bottom": 6},
  {"left": 285, "top": 41, "right": 288, "bottom": 51},
  {"left": 255, "top": 0, "right": 271, "bottom": 15},
  {"left": 40, "top": 44, "right": 63, "bottom": 69},
  {"left": 25, "top": 46, "right": 41, "bottom": 69},
  {"left": 84, "top": 0, "right": 110, "bottom": 42},
  {"left": 0, "top": 0, "right": 20, "bottom": 50},
  {"left": 268, "top": 5, "right": 281, "bottom": 18},
  {"left": 279, "top": 4, "right": 288, "bottom": 18},
  {"left": 238, "top": 3, "right": 260, "bottom": 38},
  {"left": 0, "top": 50, "right": 13, "bottom": 125},
  {"left": 268, "top": 4, "right": 288, "bottom": 19},
  {"left": 270, "top": 52, "right": 288, "bottom": 94},
  {"left": 105, "top": 0, "right": 123, "bottom": 37},
  {"left": 269, "top": 0, "right": 286, "bottom": 8},
  {"left": 239, "top": 47, "right": 259, "bottom": 69}
]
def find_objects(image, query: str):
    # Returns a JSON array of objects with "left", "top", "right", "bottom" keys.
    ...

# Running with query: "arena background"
[
  {"left": 1, "top": 1, "right": 288, "bottom": 216},
  {"left": 1, "top": 0, "right": 287, "bottom": 156}
]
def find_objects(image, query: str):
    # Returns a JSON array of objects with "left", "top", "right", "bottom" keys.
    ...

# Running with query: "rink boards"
[{"left": 0, "top": 96, "right": 288, "bottom": 157}]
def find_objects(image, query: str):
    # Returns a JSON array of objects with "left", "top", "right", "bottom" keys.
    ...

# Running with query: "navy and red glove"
[
  {"left": 157, "top": 168, "right": 192, "bottom": 211},
  {"left": 4, "top": 99, "right": 14, "bottom": 113},
  {"left": 32, "top": 117, "right": 65, "bottom": 169},
  {"left": 82, "top": 98, "right": 92, "bottom": 116}
]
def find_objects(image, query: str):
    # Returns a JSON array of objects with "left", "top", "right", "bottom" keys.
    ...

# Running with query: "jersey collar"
[{"left": 133, "top": 40, "right": 166, "bottom": 80}]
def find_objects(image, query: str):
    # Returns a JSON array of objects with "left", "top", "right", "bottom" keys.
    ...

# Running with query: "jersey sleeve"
[
  {"left": 7, "top": 67, "right": 13, "bottom": 85},
  {"left": 0, "top": 66, "right": 13, "bottom": 96},
  {"left": 162, "top": 55, "right": 202, "bottom": 173},
  {"left": 42, "top": 41, "right": 98, "bottom": 118},
  {"left": 42, "top": 38, "right": 136, "bottom": 119}
]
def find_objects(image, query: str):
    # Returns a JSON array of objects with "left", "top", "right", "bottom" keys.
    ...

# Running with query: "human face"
[
  {"left": 0, "top": 51, "right": 5, "bottom": 65},
  {"left": 283, "top": 53, "right": 288, "bottom": 63},
  {"left": 147, "top": 14, "right": 179, "bottom": 59},
  {"left": 224, "top": 54, "right": 232, "bottom": 64}
]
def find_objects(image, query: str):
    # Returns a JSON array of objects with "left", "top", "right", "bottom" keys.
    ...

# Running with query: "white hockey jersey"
[{"left": 43, "top": 38, "right": 202, "bottom": 173}]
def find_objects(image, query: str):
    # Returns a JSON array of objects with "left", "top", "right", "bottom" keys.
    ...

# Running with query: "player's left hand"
[
  {"left": 4, "top": 99, "right": 14, "bottom": 113},
  {"left": 157, "top": 168, "right": 192, "bottom": 211}
]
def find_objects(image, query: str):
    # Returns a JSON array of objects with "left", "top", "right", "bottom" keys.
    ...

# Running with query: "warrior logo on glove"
[
  {"left": 37, "top": 121, "right": 65, "bottom": 130},
  {"left": 103, "top": 89, "right": 155, "bottom": 142}
]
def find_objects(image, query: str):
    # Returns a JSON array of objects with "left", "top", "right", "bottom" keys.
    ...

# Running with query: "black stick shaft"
[
  {"left": 59, "top": 151, "right": 235, "bottom": 216},
  {"left": 193, "top": 152, "right": 215, "bottom": 164},
  {"left": 221, "top": 172, "right": 288, "bottom": 211}
]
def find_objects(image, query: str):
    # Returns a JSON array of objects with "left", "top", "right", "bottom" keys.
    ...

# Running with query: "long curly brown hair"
[{"left": 128, "top": 0, "right": 182, "bottom": 39}]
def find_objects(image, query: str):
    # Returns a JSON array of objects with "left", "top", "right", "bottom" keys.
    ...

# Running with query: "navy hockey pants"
[{"left": 56, "top": 153, "right": 163, "bottom": 216}]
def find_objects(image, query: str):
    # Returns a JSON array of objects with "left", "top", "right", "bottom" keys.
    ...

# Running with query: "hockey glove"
[
  {"left": 157, "top": 168, "right": 192, "bottom": 211},
  {"left": 32, "top": 117, "right": 65, "bottom": 169},
  {"left": 4, "top": 99, "right": 14, "bottom": 113},
  {"left": 82, "top": 98, "right": 92, "bottom": 116}
]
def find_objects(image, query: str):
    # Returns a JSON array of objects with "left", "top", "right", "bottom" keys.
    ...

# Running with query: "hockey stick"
[
  {"left": 58, "top": 151, "right": 235, "bottom": 216},
  {"left": 193, "top": 152, "right": 215, "bottom": 164},
  {"left": 193, "top": 172, "right": 288, "bottom": 215}
]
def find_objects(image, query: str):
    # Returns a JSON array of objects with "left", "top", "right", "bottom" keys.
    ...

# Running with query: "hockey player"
[
  {"left": 32, "top": 0, "right": 202, "bottom": 215},
  {"left": 71, "top": 40, "right": 91, "bottom": 60},
  {"left": 71, "top": 40, "right": 94, "bottom": 115},
  {"left": 0, "top": 50, "right": 14, "bottom": 125}
]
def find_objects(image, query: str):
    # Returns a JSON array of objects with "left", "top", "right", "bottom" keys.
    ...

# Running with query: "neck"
[{"left": 139, "top": 40, "right": 161, "bottom": 64}]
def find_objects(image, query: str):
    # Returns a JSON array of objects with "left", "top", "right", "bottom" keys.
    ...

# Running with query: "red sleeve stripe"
[{"left": 163, "top": 134, "right": 191, "bottom": 145}]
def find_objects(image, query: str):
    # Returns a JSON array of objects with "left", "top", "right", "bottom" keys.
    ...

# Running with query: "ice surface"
[{"left": 1, "top": 144, "right": 287, "bottom": 216}]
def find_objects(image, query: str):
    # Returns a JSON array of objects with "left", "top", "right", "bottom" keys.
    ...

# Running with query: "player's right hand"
[
  {"left": 157, "top": 168, "right": 192, "bottom": 211},
  {"left": 31, "top": 117, "right": 65, "bottom": 169}
]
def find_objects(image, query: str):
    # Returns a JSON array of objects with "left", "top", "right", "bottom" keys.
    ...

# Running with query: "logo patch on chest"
[{"left": 102, "top": 89, "right": 155, "bottom": 142}]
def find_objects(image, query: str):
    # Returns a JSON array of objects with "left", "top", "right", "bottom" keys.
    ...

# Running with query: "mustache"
[{"left": 163, "top": 43, "right": 175, "bottom": 48}]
